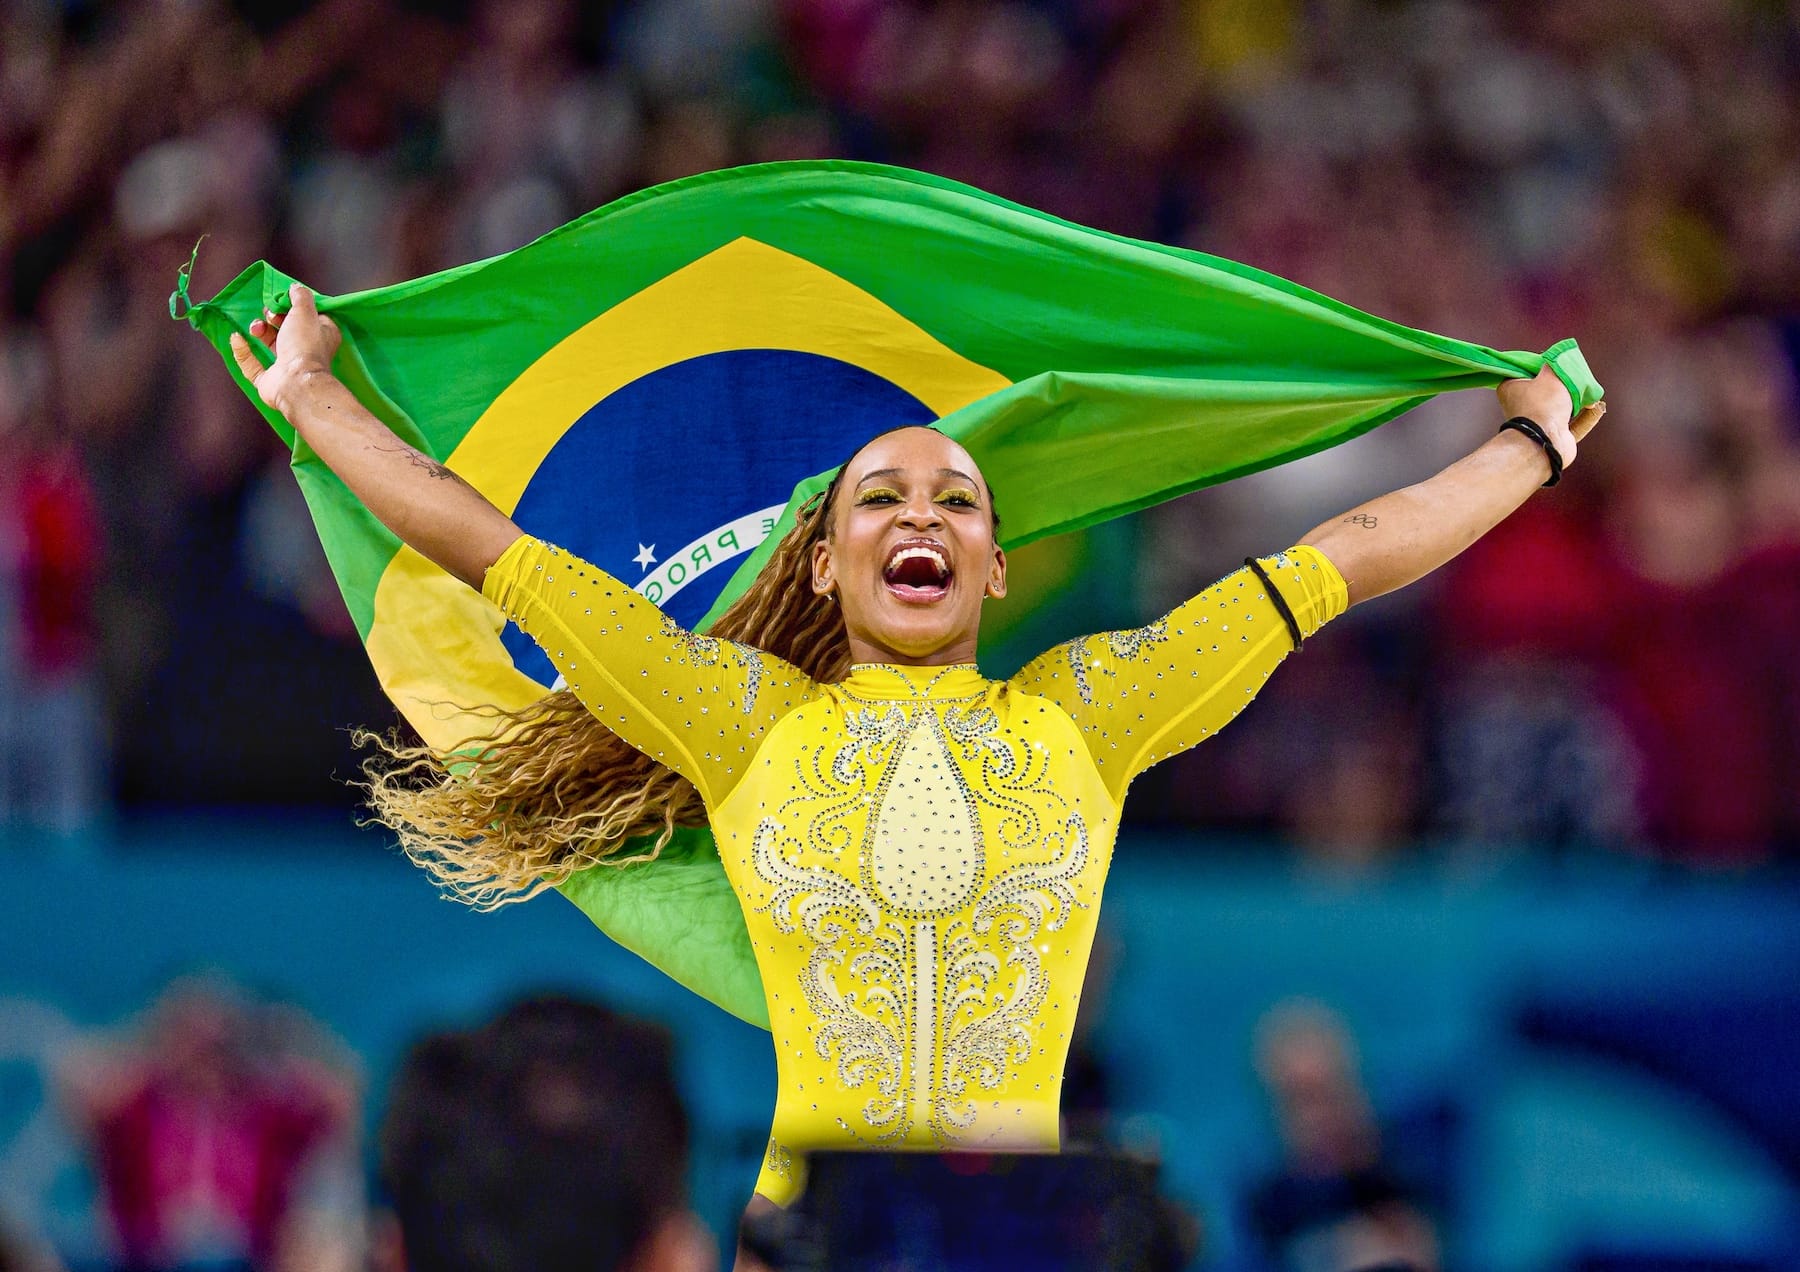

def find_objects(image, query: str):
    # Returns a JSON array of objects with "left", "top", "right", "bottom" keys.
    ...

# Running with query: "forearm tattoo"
[
  {"left": 1344, "top": 512, "right": 1379, "bottom": 529},
  {"left": 377, "top": 442, "right": 475, "bottom": 489}
]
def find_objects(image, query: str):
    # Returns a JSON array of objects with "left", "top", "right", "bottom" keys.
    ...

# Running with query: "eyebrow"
[{"left": 855, "top": 466, "right": 982, "bottom": 489}]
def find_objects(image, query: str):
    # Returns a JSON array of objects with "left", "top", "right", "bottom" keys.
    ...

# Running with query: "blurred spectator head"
[
  {"left": 1254, "top": 998, "right": 1379, "bottom": 1174},
  {"left": 145, "top": 976, "right": 253, "bottom": 1097},
  {"left": 376, "top": 994, "right": 712, "bottom": 1272}
]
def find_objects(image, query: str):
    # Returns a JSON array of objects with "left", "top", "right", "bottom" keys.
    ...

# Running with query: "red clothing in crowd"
[
  {"left": 14, "top": 443, "right": 101, "bottom": 677},
  {"left": 1436, "top": 499, "right": 1799, "bottom": 863},
  {"left": 1609, "top": 540, "right": 1800, "bottom": 861},
  {"left": 93, "top": 1067, "right": 343, "bottom": 1268}
]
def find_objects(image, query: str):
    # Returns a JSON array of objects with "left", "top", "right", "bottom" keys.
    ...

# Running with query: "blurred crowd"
[
  {"left": 2, "top": 0, "right": 1798, "bottom": 866},
  {"left": 7, "top": 977, "right": 1415, "bottom": 1271}
]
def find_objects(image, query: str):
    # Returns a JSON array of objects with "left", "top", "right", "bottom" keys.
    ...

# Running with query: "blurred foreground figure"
[
  {"left": 375, "top": 995, "right": 714, "bottom": 1272},
  {"left": 1245, "top": 1001, "right": 1439, "bottom": 1272},
  {"left": 58, "top": 979, "right": 360, "bottom": 1272}
]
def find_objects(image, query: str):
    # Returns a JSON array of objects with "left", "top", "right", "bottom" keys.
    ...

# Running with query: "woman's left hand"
[{"left": 1497, "top": 364, "right": 1579, "bottom": 467}]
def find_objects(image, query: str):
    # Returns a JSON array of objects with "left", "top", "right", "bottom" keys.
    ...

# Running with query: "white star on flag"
[{"left": 633, "top": 544, "right": 657, "bottom": 571}]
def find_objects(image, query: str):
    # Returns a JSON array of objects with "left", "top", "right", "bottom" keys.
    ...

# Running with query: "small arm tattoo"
[
  {"left": 1345, "top": 512, "right": 1379, "bottom": 529},
  {"left": 376, "top": 442, "right": 475, "bottom": 488}
]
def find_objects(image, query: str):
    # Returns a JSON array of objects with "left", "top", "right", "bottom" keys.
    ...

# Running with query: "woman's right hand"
[
  {"left": 229, "top": 284, "right": 341, "bottom": 416},
  {"left": 222, "top": 281, "right": 519, "bottom": 590}
]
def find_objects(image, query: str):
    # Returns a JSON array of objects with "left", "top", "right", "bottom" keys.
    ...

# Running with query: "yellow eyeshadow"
[{"left": 853, "top": 486, "right": 980, "bottom": 506}]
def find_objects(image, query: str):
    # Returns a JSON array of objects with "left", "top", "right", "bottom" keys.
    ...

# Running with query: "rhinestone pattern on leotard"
[{"left": 747, "top": 679, "right": 1093, "bottom": 1148}]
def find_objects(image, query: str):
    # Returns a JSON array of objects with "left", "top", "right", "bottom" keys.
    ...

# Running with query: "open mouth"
[{"left": 882, "top": 539, "right": 953, "bottom": 603}]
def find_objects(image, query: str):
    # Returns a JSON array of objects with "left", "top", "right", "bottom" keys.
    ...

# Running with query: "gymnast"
[{"left": 231, "top": 284, "right": 1599, "bottom": 1209}]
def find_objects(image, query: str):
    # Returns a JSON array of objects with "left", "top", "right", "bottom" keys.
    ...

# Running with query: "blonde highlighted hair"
[{"left": 359, "top": 428, "right": 996, "bottom": 909}]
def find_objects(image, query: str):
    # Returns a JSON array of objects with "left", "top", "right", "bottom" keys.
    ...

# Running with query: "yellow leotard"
[{"left": 483, "top": 537, "right": 1347, "bottom": 1205}]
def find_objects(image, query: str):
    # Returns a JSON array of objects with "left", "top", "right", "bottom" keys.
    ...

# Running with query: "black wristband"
[
  {"left": 1245, "top": 557, "right": 1306, "bottom": 650},
  {"left": 1498, "top": 415, "right": 1563, "bottom": 487}
]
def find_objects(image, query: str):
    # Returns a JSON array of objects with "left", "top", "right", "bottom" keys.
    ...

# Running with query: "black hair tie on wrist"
[
  {"left": 1245, "top": 557, "right": 1305, "bottom": 650},
  {"left": 1499, "top": 415, "right": 1564, "bottom": 487}
]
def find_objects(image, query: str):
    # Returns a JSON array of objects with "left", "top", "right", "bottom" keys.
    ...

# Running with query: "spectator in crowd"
[
  {"left": 57, "top": 978, "right": 360, "bottom": 1272},
  {"left": 1243, "top": 1000, "right": 1441, "bottom": 1272},
  {"left": 0, "top": 324, "right": 105, "bottom": 837},
  {"left": 373, "top": 995, "right": 713, "bottom": 1272}
]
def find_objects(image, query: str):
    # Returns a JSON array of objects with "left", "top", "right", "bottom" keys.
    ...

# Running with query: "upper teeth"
[{"left": 892, "top": 546, "right": 947, "bottom": 574}]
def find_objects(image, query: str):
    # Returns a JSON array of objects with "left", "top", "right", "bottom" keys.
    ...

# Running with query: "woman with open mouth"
[{"left": 234, "top": 284, "right": 1599, "bottom": 1220}]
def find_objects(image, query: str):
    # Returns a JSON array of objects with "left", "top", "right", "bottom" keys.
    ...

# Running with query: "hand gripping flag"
[{"left": 176, "top": 160, "right": 1602, "bottom": 1029}]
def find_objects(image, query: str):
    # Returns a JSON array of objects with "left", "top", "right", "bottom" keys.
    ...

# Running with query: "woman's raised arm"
[
  {"left": 230, "top": 284, "right": 521, "bottom": 590},
  {"left": 1300, "top": 365, "right": 1606, "bottom": 606},
  {"left": 234, "top": 285, "right": 820, "bottom": 809}
]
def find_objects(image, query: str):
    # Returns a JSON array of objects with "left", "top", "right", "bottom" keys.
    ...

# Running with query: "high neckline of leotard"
[{"left": 840, "top": 662, "right": 988, "bottom": 701}]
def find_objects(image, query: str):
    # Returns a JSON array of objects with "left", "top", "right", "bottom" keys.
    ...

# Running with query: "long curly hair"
[{"left": 358, "top": 427, "right": 996, "bottom": 909}]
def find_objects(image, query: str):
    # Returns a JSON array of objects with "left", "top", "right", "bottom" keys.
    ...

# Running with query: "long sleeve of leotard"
[
  {"left": 1009, "top": 545, "right": 1348, "bottom": 800},
  {"left": 481, "top": 534, "right": 820, "bottom": 808}
]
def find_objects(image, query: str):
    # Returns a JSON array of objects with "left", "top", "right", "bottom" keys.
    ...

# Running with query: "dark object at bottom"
[{"left": 743, "top": 1149, "right": 1197, "bottom": 1271}]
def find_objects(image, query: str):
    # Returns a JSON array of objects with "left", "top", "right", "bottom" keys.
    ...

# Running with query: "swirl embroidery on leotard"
[
  {"left": 1062, "top": 616, "right": 1170, "bottom": 705},
  {"left": 752, "top": 815, "right": 909, "bottom": 1136},
  {"left": 934, "top": 814, "right": 1089, "bottom": 1138},
  {"left": 831, "top": 704, "right": 911, "bottom": 782},
  {"left": 655, "top": 615, "right": 762, "bottom": 714},
  {"left": 753, "top": 816, "right": 883, "bottom": 940}
]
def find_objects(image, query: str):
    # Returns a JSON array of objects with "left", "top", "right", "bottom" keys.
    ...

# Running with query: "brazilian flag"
[{"left": 177, "top": 160, "right": 1602, "bottom": 1029}]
